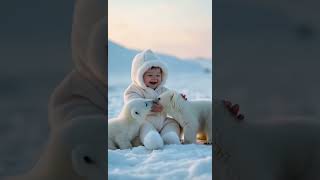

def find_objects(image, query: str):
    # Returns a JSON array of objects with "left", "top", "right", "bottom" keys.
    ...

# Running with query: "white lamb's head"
[
  {"left": 156, "top": 90, "right": 184, "bottom": 112},
  {"left": 120, "top": 98, "right": 153, "bottom": 122}
]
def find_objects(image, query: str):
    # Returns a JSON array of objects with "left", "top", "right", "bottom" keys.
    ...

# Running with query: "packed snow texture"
[{"left": 108, "top": 144, "right": 212, "bottom": 180}]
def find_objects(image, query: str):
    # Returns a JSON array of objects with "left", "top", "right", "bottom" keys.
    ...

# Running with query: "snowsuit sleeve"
[{"left": 123, "top": 84, "right": 144, "bottom": 103}]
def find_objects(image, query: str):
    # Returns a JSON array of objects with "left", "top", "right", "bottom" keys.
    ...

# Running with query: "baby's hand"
[
  {"left": 151, "top": 103, "right": 163, "bottom": 112},
  {"left": 180, "top": 93, "right": 187, "bottom": 100}
]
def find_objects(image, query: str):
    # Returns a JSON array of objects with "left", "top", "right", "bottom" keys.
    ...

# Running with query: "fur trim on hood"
[{"left": 131, "top": 49, "right": 168, "bottom": 90}]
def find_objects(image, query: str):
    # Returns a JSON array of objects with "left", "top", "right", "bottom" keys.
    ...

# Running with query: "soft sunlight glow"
[{"left": 108, "top": 0, "right": 212, "bottom": 59}]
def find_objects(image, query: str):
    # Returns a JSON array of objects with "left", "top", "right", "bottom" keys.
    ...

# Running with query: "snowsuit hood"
[{"left": 131, "top": 49, "right": 168, "bottom": 90}]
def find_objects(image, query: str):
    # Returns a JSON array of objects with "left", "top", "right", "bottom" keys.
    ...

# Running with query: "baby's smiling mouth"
[{"left": 150, "top": 82, "right": 157, "bottom": 85}]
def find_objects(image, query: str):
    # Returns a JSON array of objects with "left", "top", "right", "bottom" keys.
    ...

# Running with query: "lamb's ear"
[
  {"left": 170, "top": 91, "right": 178, "bottom": 102},
  {"left": 171, "top": 92, "right": 177, "bottom": 109},
  {"left": 170, "top": 93, "right": 174, "bottom": 102},
  {"left": 131, "top": 108, "right": 140, "bottom": 119}
]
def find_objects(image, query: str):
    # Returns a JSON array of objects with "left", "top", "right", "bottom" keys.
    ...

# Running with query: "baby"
[{"left": 123, "top": 49, "right": 181, "bottom": 150}]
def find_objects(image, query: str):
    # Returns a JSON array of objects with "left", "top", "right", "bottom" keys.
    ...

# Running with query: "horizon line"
[{"left": 108, "top": 39, "right": 212, "bottom": 61}]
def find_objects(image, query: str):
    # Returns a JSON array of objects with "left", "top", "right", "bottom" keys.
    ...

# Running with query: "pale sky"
[{"left": 108, "top": 0, "right": 212, "bottom": 59}]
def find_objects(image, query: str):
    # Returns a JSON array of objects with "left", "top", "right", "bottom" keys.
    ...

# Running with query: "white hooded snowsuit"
[{"left": 124, "top": 49, "right": 181, "bottom": 150}]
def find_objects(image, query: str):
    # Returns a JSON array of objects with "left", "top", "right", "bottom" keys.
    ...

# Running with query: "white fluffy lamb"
[
  {"left": 108, "top": 98, "right": 153, "bottom": 149},
  {"left": 156, "top": 90, "right": 212, "bottom": 144}
]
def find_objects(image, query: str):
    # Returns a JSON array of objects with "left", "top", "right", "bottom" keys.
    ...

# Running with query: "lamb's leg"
[
  {"left": 206, "top": 120, "right": 213, "bottom": 144},
  {"left": 205, "top": 133, "right": 212, "bottom": 145},
  {"left": 115, "top": 137, "right": 132, "bottom": 150},
  {"left": 108, "top": 140, "right": 117, "bottom": 150},
  {"left": 206, "top": 128, "right": 212, "bottom": 144},
  {"left": 183, "top": 126, "right": 197, "bottom": 144}
]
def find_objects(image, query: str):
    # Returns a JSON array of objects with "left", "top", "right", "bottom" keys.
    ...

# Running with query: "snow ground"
[{"left": 108, "top": 144, "right": 212, "bottom": 180}]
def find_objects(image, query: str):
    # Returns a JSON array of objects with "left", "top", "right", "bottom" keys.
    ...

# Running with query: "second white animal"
[{"left": 157, "top": 90, "right": 212, "bottom": 144}]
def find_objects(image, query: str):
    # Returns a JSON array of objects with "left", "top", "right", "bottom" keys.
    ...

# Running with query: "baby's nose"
[{"left": 153, "top": 99, "right": 159, "bottom": 104}]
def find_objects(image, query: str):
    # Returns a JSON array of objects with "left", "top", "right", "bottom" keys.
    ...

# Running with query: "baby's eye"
[
  {"left": 156, "top": 75, "right": 160, "bottom": 77},
  {"left": 145, "top": 103, "right": 148, "bottom": 107},
  {"left": 158, "top": 97, "right": 161, "bottom": 100},
  {"left": 135, "top": 112, "right": 139, "bottom": 115}
]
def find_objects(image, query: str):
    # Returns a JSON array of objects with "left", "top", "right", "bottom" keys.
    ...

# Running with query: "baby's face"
[{"left": 143, "top": 67, "right": 162, "bottom": 89}]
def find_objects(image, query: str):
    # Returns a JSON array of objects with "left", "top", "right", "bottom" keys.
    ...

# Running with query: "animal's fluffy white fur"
[
  {"left": 157, "top": 90, "right": 212, "bottom": 144},
  {"left": 108, "top": 99, "right": 153, "bottom": 149}
]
